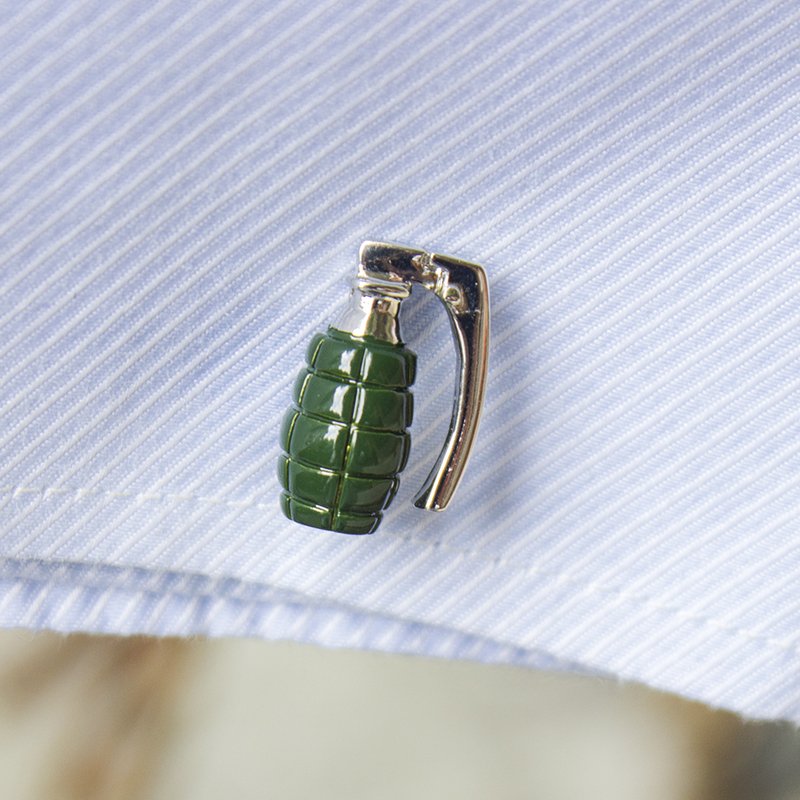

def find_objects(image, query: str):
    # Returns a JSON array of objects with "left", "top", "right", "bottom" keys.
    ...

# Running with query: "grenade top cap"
[
  {"left": 357, "top": 241, "right": 434, "bottom": 293},
  {"left": 336, "top": 242, "right": 434, "bottom": 345},
  {"left": 339, "top": 242, "right": 486, "bottom": 346}
]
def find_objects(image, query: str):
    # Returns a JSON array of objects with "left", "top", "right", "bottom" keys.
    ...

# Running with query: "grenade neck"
[{"left": 336, "top": 278, "right": 409, "bottom": 345}]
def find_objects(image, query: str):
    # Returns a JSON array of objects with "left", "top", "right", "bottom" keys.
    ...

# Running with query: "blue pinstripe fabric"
[{"left": 1, "top": 0, "right": 799, "bottom": 720}]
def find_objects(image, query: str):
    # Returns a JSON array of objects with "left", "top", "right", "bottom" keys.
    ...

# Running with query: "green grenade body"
[{"left": 278, "top": 327, "right": 416, "bottom": 534}]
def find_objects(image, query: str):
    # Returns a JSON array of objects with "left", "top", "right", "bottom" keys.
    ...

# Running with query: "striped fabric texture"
[{"left": 1, "top": 0, "right": 799, "bottom": 721}]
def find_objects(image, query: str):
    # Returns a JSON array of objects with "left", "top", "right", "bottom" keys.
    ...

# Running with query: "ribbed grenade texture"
[{"left": 278, "top": 327, "right": 416, "bottom": 534}]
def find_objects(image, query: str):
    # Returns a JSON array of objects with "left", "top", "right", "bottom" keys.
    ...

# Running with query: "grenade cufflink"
[{"left": 278, "top": 241, "right": 490, "bottom": 534}]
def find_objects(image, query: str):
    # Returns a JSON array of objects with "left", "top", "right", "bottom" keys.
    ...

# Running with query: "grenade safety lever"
[{"left": 278, "top": 241, "right": 489, "bottom": 534}]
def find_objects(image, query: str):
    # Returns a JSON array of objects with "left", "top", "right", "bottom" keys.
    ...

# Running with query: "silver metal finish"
[
  {"left": 337, "top": 279, "right": 408, "bottom": 345},
  {"left": 338, "top": 241, "right": 490, "bottom": 512}
]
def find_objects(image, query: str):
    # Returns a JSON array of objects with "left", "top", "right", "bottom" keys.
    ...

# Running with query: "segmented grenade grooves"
[{"left": 278, "top": 327, "right": 416, "bottom": 534}]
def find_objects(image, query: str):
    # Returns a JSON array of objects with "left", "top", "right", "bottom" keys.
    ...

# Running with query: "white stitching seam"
[{"left": 1, "top": 483, "right": 797, "bottom": 659}]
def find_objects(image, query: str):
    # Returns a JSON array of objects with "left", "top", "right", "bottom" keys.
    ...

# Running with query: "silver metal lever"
[{"left": 351, "top": 241, "right": 490, "bottom": 512}]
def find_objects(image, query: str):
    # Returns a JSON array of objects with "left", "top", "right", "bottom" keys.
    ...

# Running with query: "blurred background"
[{"left": 0, "top": 631, "right": 796, "bottom": 799}]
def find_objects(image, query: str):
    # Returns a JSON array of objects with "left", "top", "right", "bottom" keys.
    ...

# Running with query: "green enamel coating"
[
  {"left": 277, "top": 454, "right": 339, "bottom": 508},
  {"left": 279, "top": 327, "right": 416, "bottom": 534}
]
